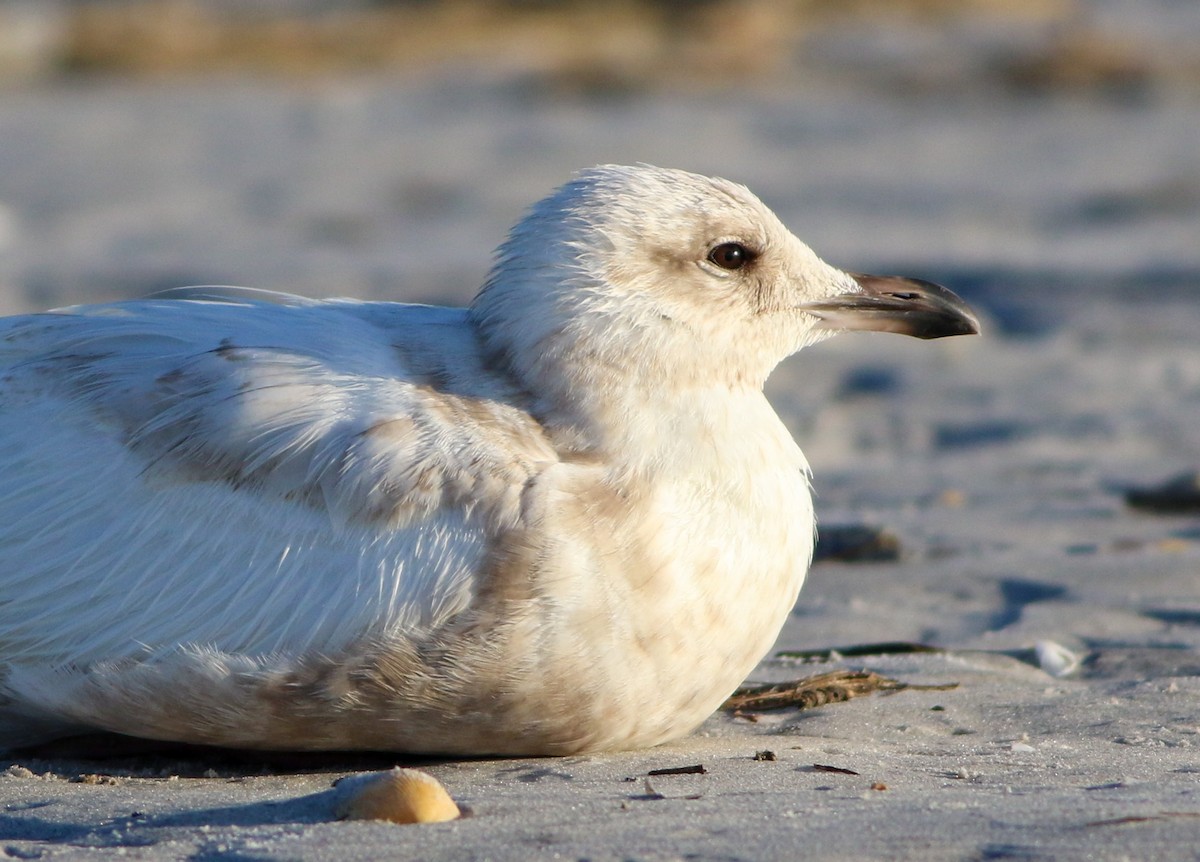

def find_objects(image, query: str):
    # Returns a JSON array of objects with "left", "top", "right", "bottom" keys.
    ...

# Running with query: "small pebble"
[
  {"left": 814, "top": 525, "right": 901, "bottom": 563},
  {"left": 1035, "top": 639, "right": 1082, "bottom": 677},
  {"left": 1156, "top": 538, "right": 1190, "bottom": 553},
  {"left": 938, "top": 488, "right": 967, "bottom": 508},
  {"left": 1124, "top": 470, "right": 1200, "bottom": 512},
  {"left": 71, "top": 773, "right": 120, "bottom": 785},
  {"left": 335, "top": 767, "right": 460, "bottom": 825}
]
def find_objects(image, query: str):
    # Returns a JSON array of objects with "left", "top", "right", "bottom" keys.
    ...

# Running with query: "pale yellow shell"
[{"left": 334, "top": 767, "right": 460, "bottom": 824}]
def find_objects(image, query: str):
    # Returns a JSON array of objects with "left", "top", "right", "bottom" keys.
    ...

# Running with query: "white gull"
[{"left": 0, "top": 165, "right": 977, "bottom": 754}]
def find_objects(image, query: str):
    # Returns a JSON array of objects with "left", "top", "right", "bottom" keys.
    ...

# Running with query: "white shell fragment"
[
  {"left": 1034, "top": 640, "right": 1082, "bottom": 678},
  {"left": 334, "top": 767, "right": 460, "bottom": 825}
]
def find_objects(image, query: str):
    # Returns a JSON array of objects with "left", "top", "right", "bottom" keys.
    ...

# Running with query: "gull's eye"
[{"left": 707, "top": 242, "right": 754, "bottom": 271}]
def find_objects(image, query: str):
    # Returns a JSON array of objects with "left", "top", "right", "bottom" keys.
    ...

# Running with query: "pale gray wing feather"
[{"left": 0, "top": 296, "right": 554, "bottom": 666}]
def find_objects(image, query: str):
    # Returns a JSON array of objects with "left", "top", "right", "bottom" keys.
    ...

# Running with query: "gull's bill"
[{"left": 801, "top": 273, "right": 980, "bottom": 340}]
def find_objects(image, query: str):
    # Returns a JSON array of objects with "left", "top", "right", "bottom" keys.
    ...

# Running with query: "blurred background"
[
  {"left": 0, "top": 0, "right": 1196, "bottom": 316},
  {"left": 0, "top": 0, "right": 1199, "bottom": 544}
]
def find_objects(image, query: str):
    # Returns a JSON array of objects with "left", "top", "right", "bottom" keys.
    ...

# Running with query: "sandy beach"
[{"left": 1, "top": 1, "right": 1199, "bottom": 857}]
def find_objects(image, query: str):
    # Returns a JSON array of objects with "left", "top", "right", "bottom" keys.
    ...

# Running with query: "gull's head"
[{"left": 471, "top": 165, "right": 977, "bottom": 394}]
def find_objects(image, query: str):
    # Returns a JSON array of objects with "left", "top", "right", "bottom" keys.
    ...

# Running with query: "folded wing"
[{"left": 0, "top": 294, "right": 554, "bottom": 667}]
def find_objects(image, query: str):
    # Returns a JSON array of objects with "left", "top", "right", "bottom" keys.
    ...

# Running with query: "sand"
[{"left": 1, "top": 14, "right": 1199, "bottom": 857}]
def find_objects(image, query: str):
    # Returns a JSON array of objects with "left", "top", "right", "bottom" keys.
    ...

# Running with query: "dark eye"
[{"left": 707, "top": 242, "right": 754, "bottom": 271}]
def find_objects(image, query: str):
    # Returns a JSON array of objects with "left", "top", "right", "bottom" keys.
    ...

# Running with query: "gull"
[{"left": 0, "top": 165, "right": 977, "bottom": 755}]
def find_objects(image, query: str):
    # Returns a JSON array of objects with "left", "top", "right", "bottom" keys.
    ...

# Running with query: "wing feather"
[{"left": 0, "top": 295, "right": 555, "bottom": 666}]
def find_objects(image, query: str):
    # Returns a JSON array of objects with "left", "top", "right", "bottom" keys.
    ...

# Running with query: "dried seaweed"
[{"left": 722, "top": 670, "right": 957, "bottom": 713}]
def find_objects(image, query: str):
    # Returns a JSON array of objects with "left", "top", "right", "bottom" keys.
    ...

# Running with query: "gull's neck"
[
  {"left": 480, "top": 325, "right": 793, "bottom": 474},
  {"left": 469, "top": 262, "right": 805, "bottom": 472}
]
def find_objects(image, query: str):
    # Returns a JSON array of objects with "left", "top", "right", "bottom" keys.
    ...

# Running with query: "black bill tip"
[{"left": 802, "top": 273, "right": 980, "bottom": 340}]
